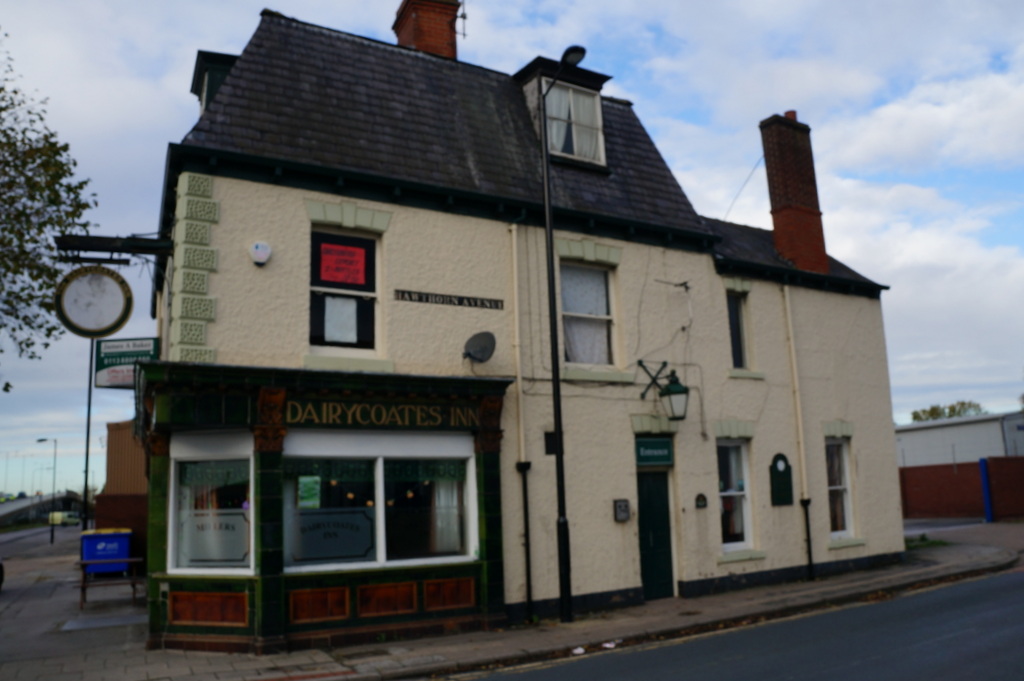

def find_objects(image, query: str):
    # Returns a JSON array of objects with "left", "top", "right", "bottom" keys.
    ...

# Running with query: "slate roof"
[
  {"left": 704, "top": 217, "right": 885, "bottom": 294},
  {"left": 170, "top": 10, "right": 884, "bottom": 296},
  {"left": 181, "top": 10, "right": 707, "bottom": 238}
]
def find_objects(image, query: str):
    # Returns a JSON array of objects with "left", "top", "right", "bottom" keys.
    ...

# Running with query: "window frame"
[
  {"left": 717, "top": 439, "right": 752, "bottom": 551},
  {"left": 167, "top": 432, "right": 255, "bottom": 576},
  {"left": 559, "top": 261, "right": 616, "bottom": 367},
  {"left": 281, "top": 431, "right": 479, "bottom": 574},
  {"left": 726, "top": 291, "right": 748, "bottom": 370},
  {"left": 544, "top": 80, "right": 606, "bottom": 166},
  {"left": 309, "top": 230, "right": 378, "bottom": 350},
  {"left": 826, "top": 438, "right": 853, "bottom": 539}
]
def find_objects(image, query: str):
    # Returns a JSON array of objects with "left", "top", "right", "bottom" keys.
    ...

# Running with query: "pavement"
[{"left": 0, "top": 519, "right": 1020, "bottom": 681}]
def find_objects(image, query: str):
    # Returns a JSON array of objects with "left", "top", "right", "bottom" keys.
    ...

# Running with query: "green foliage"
[
  {"left": 0, "top": 31, "right": 96, "bottom": 392},
  {"left": 910, "top": 400, "right": 987, "bottom": 422}
]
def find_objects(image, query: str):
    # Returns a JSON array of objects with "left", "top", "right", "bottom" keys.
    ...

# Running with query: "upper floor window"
[
  {"left": 310, "top": 232, "right": 376, "bottom": 349},
  {"left": 561, "top": 262, "right": 613, "bottom": 365},
  {"left": 547, "top": 83, "right": 605, "bottom": 165},
  {"left": 726, "top": 291, "right": 748, "bottom": 369}
]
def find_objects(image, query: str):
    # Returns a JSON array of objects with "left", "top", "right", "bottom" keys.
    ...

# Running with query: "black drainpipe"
[
  {"left": 515, "top": 461, "right": 534, "bottom": 621},
  {"left": 800, "top": 498, "right": 815, "bottom": 580}
]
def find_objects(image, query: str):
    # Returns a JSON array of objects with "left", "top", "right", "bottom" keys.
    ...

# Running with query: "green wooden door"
[{"left": 637, "top": 471, "right": 674, "bottom": 600}]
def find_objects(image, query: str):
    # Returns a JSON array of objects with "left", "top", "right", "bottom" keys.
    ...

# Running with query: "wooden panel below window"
[
  {"left": 424, "top": 577, "right": 476, "bottom": 611},
  {"left": 169, "top": 592, "right": 248, "bottom": 626},
  {"left": 290, "top": 586, "right": 350, "bottom": 624},
  {"left": 357, "top": 582, "right": 417, "bottom": 617}
]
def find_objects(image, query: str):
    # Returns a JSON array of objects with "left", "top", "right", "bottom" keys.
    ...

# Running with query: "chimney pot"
[
  {"left": 759, "top": 113, "right": 829, "bottom": 274},
  {"left": 393, "top": 0, "right": 461, "bottom": 60}
]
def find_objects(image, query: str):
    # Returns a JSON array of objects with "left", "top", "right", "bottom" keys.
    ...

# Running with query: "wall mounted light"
[{"left": 639, "top": 360, "right": 690, "bottom": 421}]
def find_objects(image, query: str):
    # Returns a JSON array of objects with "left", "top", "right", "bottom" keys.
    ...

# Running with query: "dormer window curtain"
[{"left": 547, "top": 83, "right": 604, "bottom": 165}]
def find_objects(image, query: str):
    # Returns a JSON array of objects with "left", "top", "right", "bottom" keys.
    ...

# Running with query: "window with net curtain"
[
  {"left": 560, "top": 263, "right": 613, "bottom": 365},
  {"left": 175, "top": 459, "right": 251, "bottom": 569},
  {"left": 546, "top": 83, "right": 604, "bottom": 164},
  {"left": 826, "top": 439, "right": 851, "bottom": 537},
  {"left": 717, "top": 441, "right": 748, "bottom": 548}
]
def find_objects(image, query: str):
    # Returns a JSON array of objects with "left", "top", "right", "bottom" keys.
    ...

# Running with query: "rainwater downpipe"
[
  {"left": 783, "top": 285, "right": 814, "bottom": 580},
  {"left": 509, "top": 218, "right": 535, "bottom": 620}
]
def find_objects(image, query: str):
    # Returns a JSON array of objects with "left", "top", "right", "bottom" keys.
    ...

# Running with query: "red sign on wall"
[{"left": 320, "top": 244, "right": 366, "bottom": 285}]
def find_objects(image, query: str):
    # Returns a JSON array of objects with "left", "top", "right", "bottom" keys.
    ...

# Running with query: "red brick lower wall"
[
  {"left": 94, "top": 493, "right": 148, "bottom": 562},
  {"left": 986, "top": 458, "right": 1024, "bottom": 519},
  {"left": 900, "top": 459, "right": 1024, "bottom": 519},
  {"left": 900, "top": 463, "right": 983, "bottom": 518}
]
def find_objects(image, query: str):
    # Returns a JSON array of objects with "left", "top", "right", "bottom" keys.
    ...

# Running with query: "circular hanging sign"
[{"left": 54, "top": 266, "right": 133, "bottom": 338}]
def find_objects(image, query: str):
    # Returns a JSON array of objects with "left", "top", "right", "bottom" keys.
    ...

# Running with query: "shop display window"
[
  {"left": 175, "top": 459, "right": 251, "bottom": 569},
  {"left": 283, "top": 455, "right": 468, "bottom": 568}
]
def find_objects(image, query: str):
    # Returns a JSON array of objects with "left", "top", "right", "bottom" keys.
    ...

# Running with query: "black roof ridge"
[
  {"left": 257, "top": 8, "right": 519, "bottom": 81},
  {"left": 702, "top": 214, "right": 888, "bottom": 292}
]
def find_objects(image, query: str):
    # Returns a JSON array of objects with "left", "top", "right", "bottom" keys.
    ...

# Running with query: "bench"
[{"left": 77, "top": 557, "right": 145, "bottom": 610}]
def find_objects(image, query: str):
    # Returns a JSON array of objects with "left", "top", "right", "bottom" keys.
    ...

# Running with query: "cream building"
[{"left": 133, "top": 1, "right": 903, "bottom": 652}]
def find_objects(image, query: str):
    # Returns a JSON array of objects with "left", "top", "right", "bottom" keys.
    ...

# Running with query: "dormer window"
[{"left": 546, "top": 82, "right": 605, "bottom": 165}]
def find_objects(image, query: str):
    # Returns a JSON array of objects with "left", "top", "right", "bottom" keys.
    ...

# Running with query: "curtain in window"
[
  {"left": 570, "top": 89, "right": 600, "bottom": 161},
  {"left": 176, "top": 460, "right": 251, "bottom": 568},
  {"left": 324, "top": 295, "right": 358, "bottom": 344},
  {"left": 546, "top": 85, "right": 571, "bottom": 154},
  {"left": 561, "top": 265, "right": 610, "bottom": 364},
  {"left": 431, "top": 479, "right": 462, "bottom": 553},
  {"left": 826, "top": 443, "right": 847, "bottom": 532}
]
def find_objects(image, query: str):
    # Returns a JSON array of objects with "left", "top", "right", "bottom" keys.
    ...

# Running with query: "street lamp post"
[
  {"left": 37, "top": 438, "right": 57, "bottom": 544},
  {"left": 538, "top": 44, "right": 586, "bottom": 624}
]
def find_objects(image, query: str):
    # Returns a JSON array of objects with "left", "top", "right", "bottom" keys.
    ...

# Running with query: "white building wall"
[{"left": 163, "top": 172, "right": 905, "bottom": 605}]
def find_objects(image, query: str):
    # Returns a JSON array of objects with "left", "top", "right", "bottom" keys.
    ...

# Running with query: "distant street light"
[{"left": 37, "top": 438, "right": 57, "bottom": 544}]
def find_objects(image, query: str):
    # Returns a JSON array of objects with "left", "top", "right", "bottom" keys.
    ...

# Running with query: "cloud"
[{"left": 820, "top": 67, "right": 1024, "bottom": 172}]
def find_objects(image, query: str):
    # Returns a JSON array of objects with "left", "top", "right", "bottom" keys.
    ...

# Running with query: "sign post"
[{"left": 54, "top": 266, "right": 135, "bottom": 531}]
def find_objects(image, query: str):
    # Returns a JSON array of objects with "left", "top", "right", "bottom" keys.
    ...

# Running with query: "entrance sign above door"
[{"left": 635, "top": 437, "right": 674, "bottom": 467}]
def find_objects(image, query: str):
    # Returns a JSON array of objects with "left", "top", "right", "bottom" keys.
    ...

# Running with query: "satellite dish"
[{"left": 463, "top": 331, "right": 496, "bottom": 363}]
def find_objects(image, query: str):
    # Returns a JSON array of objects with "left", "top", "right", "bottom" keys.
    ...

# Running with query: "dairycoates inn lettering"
[
  {"left": 394, "top": 289, "right": 504, "bottom": 310},
  {"left": 286, "top": 399, "right": 480, "bottom": 429}
]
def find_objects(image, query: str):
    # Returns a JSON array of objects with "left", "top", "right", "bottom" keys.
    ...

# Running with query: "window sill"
[
  {"left": 550, "top": 154, "right": 611, "bottom": 175},
  {"left": 729, "top": 368, "right": 765, "bottom": 380},
  {"left": 163, "top": 568, "right": 256, "bottom": 578},
  {"left": 284, "top": 554, "right": 478, "bottom": 575},
  {"left": 563, "top": 366, "right": 634, "bottom": 383},
  {"left": 828, "top": 537, "right": 866, "bottom": 551},
  {"left": 304, "top": 355, "right": 395, "bottom": 373},
  {"left": 717, "top": 549, "right": 766, "bottom": 565}
]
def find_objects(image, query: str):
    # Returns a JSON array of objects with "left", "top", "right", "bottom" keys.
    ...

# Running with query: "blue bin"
[{"left": 81, "top": 529, "right": 131, "bottom": 574}]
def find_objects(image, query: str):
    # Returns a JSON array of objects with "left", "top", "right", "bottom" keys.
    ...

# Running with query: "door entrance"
[{"left": 636, "top": 471, "right": 673, "bottom": 600}]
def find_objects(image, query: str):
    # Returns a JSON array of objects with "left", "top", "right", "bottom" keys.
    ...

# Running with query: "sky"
[{"left": 1, "top": 0, "right": 1022, "bottom": 494}]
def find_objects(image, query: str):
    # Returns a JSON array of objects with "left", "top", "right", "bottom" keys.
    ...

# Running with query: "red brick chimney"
[
  {"left": 759, "top": 110, "right": 829, "bottom": 274},
  {"left": 393, "top": 0, "right": 461, "bottom": 60}
]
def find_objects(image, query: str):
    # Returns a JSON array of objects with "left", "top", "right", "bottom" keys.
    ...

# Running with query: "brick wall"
[
  {"left": 900, "top": 459, "right": 1024, "bottom": 519},
  {"left": 986, "top": 457, "right": 1024, "bottom": 518},
  {"left": 94, "top": 493, "right": 149, "bottom": 562},
  {"left": 899, "top": 463, "right": 983, "bottom": 518}
]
